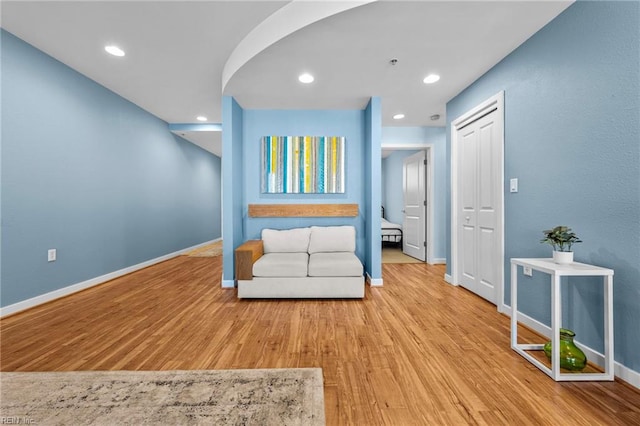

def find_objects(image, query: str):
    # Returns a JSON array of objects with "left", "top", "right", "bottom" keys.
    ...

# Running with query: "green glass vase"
[{"left": 543, "top": 328, "right": 587, "bottom": 371}]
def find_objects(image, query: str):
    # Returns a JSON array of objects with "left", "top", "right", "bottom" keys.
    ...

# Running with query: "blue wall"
[
  {"left": 241, "top": 109, "right": 367, "bottom": 262},
  {"left": 446, "top": 2, "right": 639, "bottom": 371},
  {"left": 221, "top": 99, "right": 383, "bottom": 281},
  {"left": 221, "top": 96, "right": 244, "bottom": 284},
  {"left": 382, "top": 126, "right": 447, "bottom": 260},
  {"left": 364, "top": 98, "right": 382, "bottom": 280},
  {"left": 1, "top": 30, "right": 222, "bottom": 307}
]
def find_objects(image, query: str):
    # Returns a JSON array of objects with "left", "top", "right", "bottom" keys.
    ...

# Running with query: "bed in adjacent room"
[
  {"left": 381, "top": 217, "right": 402, "bottom": 244},
  {"left": 381, "top": 206, "right": 403, "bottom": 244}
]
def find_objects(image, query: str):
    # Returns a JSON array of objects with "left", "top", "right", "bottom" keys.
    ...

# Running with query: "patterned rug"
[
  {"left": 0, "top": 368, "right": 325, "bottom": 426},
  {"left": 185, "top": 241, "right": 222, "bottom": 257}
]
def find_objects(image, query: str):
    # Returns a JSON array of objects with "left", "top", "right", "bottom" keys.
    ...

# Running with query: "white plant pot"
[{"left": 553, "top": 251, "right": 574, "bottom": 264}]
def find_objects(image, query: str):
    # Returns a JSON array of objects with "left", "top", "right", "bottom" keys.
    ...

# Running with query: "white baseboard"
[
  {"left": 429, "top": 258, "right": 447, "bottom": 265},
  {"left": 617, "top": 361, "right": 640, "bottom": 389},
  {"left": 503, "top": 304, "right": 640, "bottom": 390},
  {"left": 221, "top": 279, "right": 236, "bottom": 288},
  {"left": 366, "top": 273, "right": 383, "bottom": 287},
  {"left": 444, "top": 273, "right": 457, "bottom": 285},
  {"left": 0, "top": 238, "right": 221, "bottom": 318}
]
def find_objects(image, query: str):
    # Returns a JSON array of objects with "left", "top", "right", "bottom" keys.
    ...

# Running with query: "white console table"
[{"left": 510, "top": 258, "right": 614, "bottom": 381}]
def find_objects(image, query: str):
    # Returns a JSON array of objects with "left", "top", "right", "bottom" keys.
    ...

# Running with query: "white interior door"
[
  {"left": 402, "top": 151, "right": 426, "bottom": 261},
  {"left": 457, "top": 109, "right": 501, "bottom": 304}
]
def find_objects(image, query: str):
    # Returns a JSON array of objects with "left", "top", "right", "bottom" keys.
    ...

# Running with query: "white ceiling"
[{"left": 1, "top": 1, "right": 573, "bottom": 157}]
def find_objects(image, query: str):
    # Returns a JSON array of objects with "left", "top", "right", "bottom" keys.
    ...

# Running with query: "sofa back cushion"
[
  {"left": 262, "top": 227, "right": 311, "bottom": 253},
  {"left": 308, "top": 225, "right": 356, "bottom": 254}
]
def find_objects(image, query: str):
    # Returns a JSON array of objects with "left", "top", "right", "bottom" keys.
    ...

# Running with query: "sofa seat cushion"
[
  {"left": 253, "top": 253, "right": 308, "bottom": 277},
  {"left": 262, "top": 227, "right": 311, "bottom": 253},
  {"left": 308, "top": 252, "right": 363, "bottom": 277}
]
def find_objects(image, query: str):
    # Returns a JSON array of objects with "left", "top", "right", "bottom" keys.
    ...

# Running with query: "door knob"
[{"left": 465, "top": 216, "right": 470, "bottom": 222}]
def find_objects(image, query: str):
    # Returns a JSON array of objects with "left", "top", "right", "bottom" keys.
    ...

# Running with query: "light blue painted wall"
[
  {"left": 241, "top": 109, "right": 367, "bottom": 263},
  {"left": 382, "top": 150, "right": 420, "bottom": 225},
  {"left": 382, "top": 127, "right": 447, "bottom": 260},
  {"left": 364, "top": 98, "right": 382, "bottom": 280},
  {"left": 446, "top": 2, "right": 639, "bottom": 371},
  {"left": 381, "top": 161, "right": 387, "bottom": 209},
  {"left": 1, "top": 30, "right": 222, "bottom": 307},
  {"left": 221, "top": 96, "right": 245, "bottom": 282}
]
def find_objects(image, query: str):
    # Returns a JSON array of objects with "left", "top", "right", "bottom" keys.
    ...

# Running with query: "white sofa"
[{"left": 237, "top": 225, "right": 365, "bottom": 298}]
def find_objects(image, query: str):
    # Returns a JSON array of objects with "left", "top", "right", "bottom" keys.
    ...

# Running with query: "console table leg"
[
  {"left": 511, "top": 263, "right": 518, "bottom": 349},
  {"left": 551, "top": 274, "right": 562, "bottom": 380},
  {"left": 604, "top": 275, "right": 614, "bottom": 379}
]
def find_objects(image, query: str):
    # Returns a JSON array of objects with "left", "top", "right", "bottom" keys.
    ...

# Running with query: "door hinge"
[
  {"left": 423, "top": 241, "right": 426, "bottom": 247},
  {"left": 423, "top": 200, "right": 426, "bottom": 206},
  {"left": 423, "top": 159, "right": 427, "bottom": 165}
]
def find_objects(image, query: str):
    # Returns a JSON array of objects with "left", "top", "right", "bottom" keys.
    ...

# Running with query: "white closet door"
[{"left": 457, "top": 110, "right": 500, "bottom": 304}]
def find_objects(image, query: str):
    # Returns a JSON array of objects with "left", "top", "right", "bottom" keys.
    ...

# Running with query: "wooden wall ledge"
[{"left": 248, "top": 203, "right": 358, "bottom": 218}]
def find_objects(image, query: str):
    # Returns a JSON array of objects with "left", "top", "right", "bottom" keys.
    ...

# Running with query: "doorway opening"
[{"left": 381, "top": 145, "right": 435, "bottom": 264}]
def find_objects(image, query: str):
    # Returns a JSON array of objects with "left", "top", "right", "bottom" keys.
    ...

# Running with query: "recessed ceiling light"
[
  {"left": 430, "top": 114, "right": 441, "bottom": 121},
  {"left": 423, "top": 74, "right": 440, "bottom": 84},
  {"left": 298, "top": 73, "right": 314, "bottom": 84},
  {"left": 393, "top": 114, "right": 405, "bottom": 120},
  {"left": 196, "top": 116, "right": 208, "bottom": 122},
  {"left": 104, "top": 45, "right": 125, "bottom": 57}
]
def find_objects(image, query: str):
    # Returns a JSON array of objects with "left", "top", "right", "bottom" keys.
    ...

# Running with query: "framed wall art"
[{"left": 261, "top": 136, "right": 345, "bottom": 194}]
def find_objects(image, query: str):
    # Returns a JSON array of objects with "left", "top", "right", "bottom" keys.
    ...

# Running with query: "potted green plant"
[{"left": 540, "top": 225, "right": 582, "bottom": 264}]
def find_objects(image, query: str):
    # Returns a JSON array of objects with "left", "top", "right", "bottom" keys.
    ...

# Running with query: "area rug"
[
  {"left": 185, "top": 241, "right": 223, "bottom": 257},
  {"left": 0, "top": 368, "right": 325, "bottom": 426},
  {"left": 382, "top": 247, "right": 424, "bottom": 264}
]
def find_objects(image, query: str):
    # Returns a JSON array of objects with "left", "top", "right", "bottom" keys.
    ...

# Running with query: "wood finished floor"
[{"left": 2, "top": 255, "right": 639, "bottom": 425}]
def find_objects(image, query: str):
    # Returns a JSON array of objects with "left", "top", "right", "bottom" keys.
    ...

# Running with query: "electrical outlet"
[
  {"left": 48, "top": 249, "right": 56, "bottom": 262},
  {"left": 523, "top": 267, "right": 532, "bottom": 277}
]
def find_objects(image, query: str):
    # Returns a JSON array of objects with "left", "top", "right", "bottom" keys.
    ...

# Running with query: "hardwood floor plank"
[{"left": 2, "top": 255, "right": 640, "bottom": 425}]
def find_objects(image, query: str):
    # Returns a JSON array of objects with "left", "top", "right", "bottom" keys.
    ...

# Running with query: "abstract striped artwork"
[{"left": 261, "top": 136, "right": 345, "bottom": 193}]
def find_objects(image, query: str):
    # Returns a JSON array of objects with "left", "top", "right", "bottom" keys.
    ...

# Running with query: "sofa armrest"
[{"left": 235, "top": 240, "right": 264, "bottom": 280}]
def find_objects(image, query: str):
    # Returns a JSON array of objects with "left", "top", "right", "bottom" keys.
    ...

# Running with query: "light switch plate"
[
  {"left": 510, "top": 178, "right": 518, "bottom": 193},
  {"left": 48, "top": 249, "right": 56, "bottom": 262}
]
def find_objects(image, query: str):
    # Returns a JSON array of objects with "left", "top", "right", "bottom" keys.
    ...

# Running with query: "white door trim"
[
  {"left": 381, "top": 143, "right": 435, "bottom": 264},
  {"left": 450, "top": 91, "right": 505, "bottom": 312}
]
